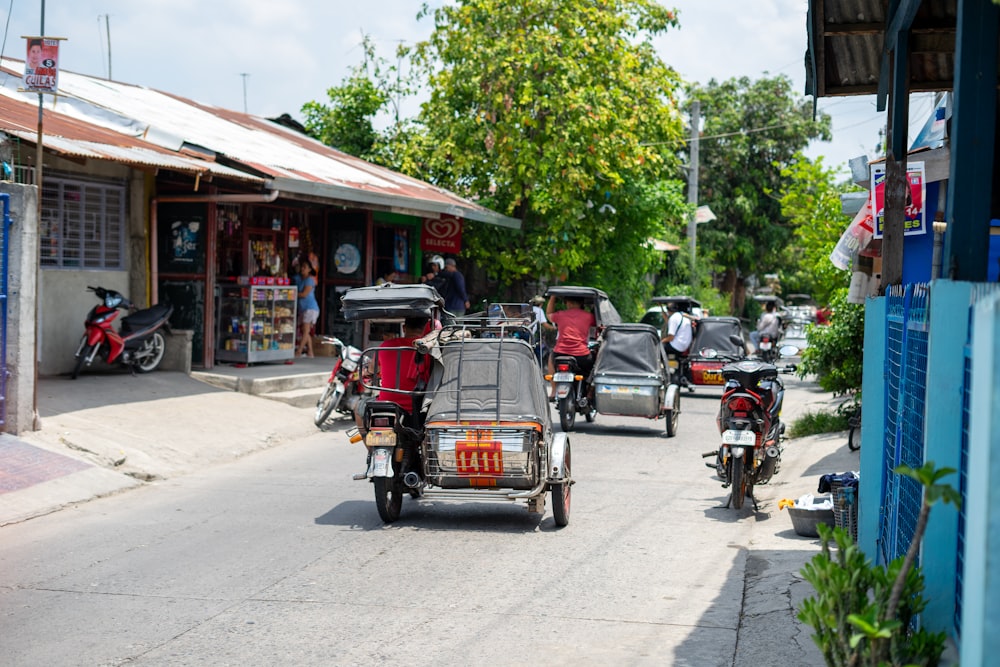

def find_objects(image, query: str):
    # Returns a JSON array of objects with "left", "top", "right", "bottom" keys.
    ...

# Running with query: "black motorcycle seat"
[{"left": 120, "top": 304, "right": 172, "bottom": 334}]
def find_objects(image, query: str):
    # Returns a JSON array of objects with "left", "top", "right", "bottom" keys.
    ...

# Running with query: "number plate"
[
  {"left": 341, "top": 357, "right": 358, "bottom": 372},
  {"left": 758, "top": 341, "right": 772, "bottom": 350},
  {"left": 365, "top": 430, "right": 396, "bottom": 447},
  {"left": 722, "top": 430, "right": 756, "bottom": 446},
  {"left": 372, "top": 448, "right": 391, "bottom": 476},
  {"left": 700, "top": 370, "right": 724, "bottom": 385},
  {"left": 553, "top": 372, "right": 575, "bottom": 382}
]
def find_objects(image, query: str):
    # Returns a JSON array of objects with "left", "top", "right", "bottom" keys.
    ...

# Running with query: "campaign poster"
[
  {"left": 420, "top": 215, "right": 463, "bottom": 254},
  {"left": 23, "top": 36, "right": 60, "bottom": 94},
  {"left": 870, "top": 161, "right": 926, "bottom": 239}
]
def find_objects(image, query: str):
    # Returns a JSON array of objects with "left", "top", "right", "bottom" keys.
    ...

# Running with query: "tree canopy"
[
  {"left": 687, "top": 75, "right": 832, "bottom": 298},
  {"left": 401, "top": 0, "right": 689, "bottom": 308}
]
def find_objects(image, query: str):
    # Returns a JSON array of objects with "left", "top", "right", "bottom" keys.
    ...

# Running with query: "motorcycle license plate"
[
  {"left": 759, "top": 341, "right": 772, "bottom": 350},
  {"left": 553, "top": 372, "right": 575, "bottom": 382},
  {"left": 341, "top": 357, "right": 358, "bottom": 372},
  {"left": 722, "top": 430, "right": 756, "bottom": 446},
  {"left": 372, "top": 448, "right": 391, "bottom": 477}
]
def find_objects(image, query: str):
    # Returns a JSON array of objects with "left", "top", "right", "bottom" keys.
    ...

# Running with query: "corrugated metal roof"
[
  {"left": 0, "top": 57, "right": 519, "bottom": 228},
  {"left": 0, "top": 77, "right": 264, "bottom": 183},
  {"left": 807, "top": 0, "right": 960, "bottom": 97}
]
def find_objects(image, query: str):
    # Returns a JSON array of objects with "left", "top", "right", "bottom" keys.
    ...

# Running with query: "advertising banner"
[
  {"left": 23, "top": 36, "right": 60, "bottom": 94},
  {"left": 870, "top": 161, "right": 926, "bottom": 239},
  {"left": 420, "top": 215, "right": 463, "bottom": 254}
]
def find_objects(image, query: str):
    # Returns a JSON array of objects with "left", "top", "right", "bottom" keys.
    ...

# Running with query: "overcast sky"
[{"left": 1, "top": 0, "right": 934, "bottom": 177}]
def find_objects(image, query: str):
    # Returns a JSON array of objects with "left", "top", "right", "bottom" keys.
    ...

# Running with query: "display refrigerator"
[{"left": 216, "top": 285, "right": 297, "bottom": 363}]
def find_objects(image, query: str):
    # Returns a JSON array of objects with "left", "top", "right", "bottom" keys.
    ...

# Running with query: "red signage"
[{"left": 421, "top": 215, "right": 463, "bottom": 254}]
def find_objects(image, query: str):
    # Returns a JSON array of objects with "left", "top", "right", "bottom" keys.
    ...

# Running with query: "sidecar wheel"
[
  {"left": 558, "top": 397, "right": 576, "bottom": 432},
  {"left": 664, "top": 388, "right": 681, "bottom": 437},
  {"left": 374, "top": 477, "right": 403, "bottom": 523},
  {"left": 314, "top": 381, "right": 343, "bottom": 427},
  {"left": 551, "top": 444, "right": 571, "bottom": 527},
  {"left": 584, "top": 406, "right": 597, "bottom": 423},
  {"left": 134, "top": 332, "right": 166, "bottom": 373}
]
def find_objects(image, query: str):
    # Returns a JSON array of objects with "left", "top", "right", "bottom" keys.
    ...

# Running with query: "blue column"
[
  {"left": 960, "top": 293, "right": 1000, "bottom": 665},
  {"left": 859, "top": 295, "right": 885, "bottom": 558},
  {"left": 922, "top": 280, "right": 971, "bottom": 635}
]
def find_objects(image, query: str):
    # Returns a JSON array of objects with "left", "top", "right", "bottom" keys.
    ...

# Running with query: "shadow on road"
[{"left": 315, "top": 498, "right": 549, "bottom": 533}]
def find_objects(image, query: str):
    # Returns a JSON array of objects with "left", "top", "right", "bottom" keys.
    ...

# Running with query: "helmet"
[{"left": 431, "top": 255, "right": 445, "bottom": 270}]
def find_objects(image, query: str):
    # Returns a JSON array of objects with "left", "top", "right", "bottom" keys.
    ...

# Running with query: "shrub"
[{"left": 798, "top": 291, "right": 864, "bottom": 396}]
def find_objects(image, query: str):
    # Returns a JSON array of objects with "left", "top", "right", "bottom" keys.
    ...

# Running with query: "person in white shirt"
[
  {"left": 661, "top": 302, "right": 693, "bottom": 355},
  {"left": 750, "top": 300, "right": 782, "bottom": 349}
]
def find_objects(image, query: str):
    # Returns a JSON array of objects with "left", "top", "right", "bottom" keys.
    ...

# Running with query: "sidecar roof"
[
  {"left": 340, "top": 283, "right": 444, "bottom": 321},
  {"left": 544, "top": 285, "right": 622, "bottom": 327}
]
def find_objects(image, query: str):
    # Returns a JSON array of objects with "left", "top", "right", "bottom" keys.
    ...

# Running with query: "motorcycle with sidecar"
[
  {"left": 673, "top": 316, "right": 748, "bottom": 391},
  {"left": 590, "top": 323, "right": 681, "bottom": 436},
  {"left": 339, "top": 284, "right": 572, "bottom": 526}
]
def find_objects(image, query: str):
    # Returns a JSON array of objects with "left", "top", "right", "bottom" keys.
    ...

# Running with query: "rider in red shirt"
[
  {"left": 547, "top": 295, "right": 597, "bottom": 374},
  {"left": 354, "top": 317, "right": 430, "bottom": 432}
]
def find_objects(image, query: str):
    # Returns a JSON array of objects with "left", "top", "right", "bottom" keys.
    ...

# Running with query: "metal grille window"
[{"left": 40, "top": 175, "right": 126, "bottom": 269}]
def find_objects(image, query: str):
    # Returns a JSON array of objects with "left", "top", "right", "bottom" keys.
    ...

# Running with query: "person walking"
[
  {"left": 295, "top": 261, "right": 320, "bottom": 357},
  {"left": 441, "top": 258, "right": 470, "bottom": 319}
]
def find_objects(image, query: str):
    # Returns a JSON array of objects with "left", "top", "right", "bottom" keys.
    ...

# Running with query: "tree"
[
  {"left": 301, "top": 35, "right": 414, "bottom": 163},
  {"left": 686, "top": 75, "right": 832, "bottom": 310},
  {"left": 405, "top": 0, "right": 689, "bottom": 302},
  {"left": 777, "top": 155, "right": 859, "bottom": 306}
]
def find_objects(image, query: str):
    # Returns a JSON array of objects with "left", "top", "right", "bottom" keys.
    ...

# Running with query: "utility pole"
[
  {"left": 687, "top": 100, "right": 700, "bottom": 281},
  {"left": 240, "top": 73, "right": 249, "bottom": 113},
  {"left": 104, "top": 14, "right": 112, "bottom": 80}
]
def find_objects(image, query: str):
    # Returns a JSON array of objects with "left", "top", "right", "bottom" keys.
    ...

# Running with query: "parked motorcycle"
[
  {"left": 703, "top": 352, "right": 796, "bottom": 510},
  {"left": 314, "top": 336, "right": 366, "bottom": 428},
  {"left": 550, "top": 353, "right": 597, "bottom": 432},
  {"left": 71, "top": 286, "right": 173, "bottom": 379}
]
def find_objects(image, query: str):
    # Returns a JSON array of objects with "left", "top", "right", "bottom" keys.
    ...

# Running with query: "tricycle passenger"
[
  {"left": 661, "top": 301, "right": 693, "bottom": 356},
  {"left": 354, "top": 316, "right": 431, "bottom": 434}
]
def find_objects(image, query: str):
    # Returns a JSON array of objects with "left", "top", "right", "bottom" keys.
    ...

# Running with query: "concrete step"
[
  {"left": 259, "top": 386, "right": 324, "bottom": 409},
  {"left": 192, "top": 370, "right": 328, "bottom": 396}
]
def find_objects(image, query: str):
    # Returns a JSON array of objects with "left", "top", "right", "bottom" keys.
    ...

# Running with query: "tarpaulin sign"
[
  {"left": 420, "top": 215, "right": 463, "bottom": 254},
  {"left": 871, "top": 161, "right": 926, "bottom": 239},
  {"left": 22, "top": 36, "right": 61, "bottom": 94}
]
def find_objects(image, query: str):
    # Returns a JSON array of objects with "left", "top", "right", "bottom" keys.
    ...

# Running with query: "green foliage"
[
  {"left": 798, "top": 291, "right": 864, "bottom": 395},
  {"left": 798, "top": 464, "right": 958, "bottom": 667},
  {"left": 407, "top": 0, "right": 689, "bottom": 296},
  {"left": 777, "top": 156, "right": 859, "bottom": 306},
  {"left": 787, "top": 409, "right": 849, "bottom": 438},
  {"left": 300, "top": 34, "right": 415, "bottom": 163},
  {"left": 687, "top": 75, "right": 832, "bottom": 285}
]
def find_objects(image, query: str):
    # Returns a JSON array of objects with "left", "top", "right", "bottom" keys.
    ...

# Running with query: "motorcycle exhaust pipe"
[
  {"left": 758, "top": 446, "right": 781, "bottom": 482},
  {"left": 402, "top": 471, "right": 422, "bottom": 488}
]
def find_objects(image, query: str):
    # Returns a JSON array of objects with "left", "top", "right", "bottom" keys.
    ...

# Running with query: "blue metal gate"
[
  {"left": 880, "top": 283, "right": 930, "bottom": 565},
  {"left": 0, "top": 193, "right": 10, "bottom": 428}
]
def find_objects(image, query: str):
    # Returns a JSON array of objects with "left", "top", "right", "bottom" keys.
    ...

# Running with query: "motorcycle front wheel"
[
  {"left": 71, "top": 339, "right": 96, "bottom": 380},
  {"left": 374, "top": 476, "right": 403, "bottom": 523},
  {"left": 314, "top": 380, "right": 344, "bottom": 428},
  {"left": 729, "top": 455, "right": 746, "bottom": 510},
  {"left": 558, "top": 396, "right": 577, "bottom": 432},
  {"left": 133, "top": 332, "right": 166, "bottom": 373}
]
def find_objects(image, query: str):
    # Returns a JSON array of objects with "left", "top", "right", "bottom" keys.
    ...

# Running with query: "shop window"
[
  {"left": 40, "top": 174, "right": 126, "bottom": 269},
  {"left": 374, "top": 225, "right": 411, "bottom": 280}
]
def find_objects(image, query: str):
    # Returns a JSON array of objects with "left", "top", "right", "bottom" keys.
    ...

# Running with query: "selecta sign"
[
  {"left": 22, "top": 36, "right": 61, "bottom": 94},
  {"left": 421, "top": 215, "right": 463, "bottom": 254}
]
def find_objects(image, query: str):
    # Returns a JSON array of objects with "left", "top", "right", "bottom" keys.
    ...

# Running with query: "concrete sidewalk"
[{"left": 0, "top": 363, "right": 331, "bottom": 526}]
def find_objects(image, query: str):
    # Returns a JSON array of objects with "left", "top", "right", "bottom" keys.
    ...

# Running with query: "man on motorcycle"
[
  {"left": 660, "top": 301, "right": 693, "bottom": 356},
  {"left": 750, "top": 300, "right": 782, "bottom": 352},
  {"left": 354, "top": 316, "right": 431, "bottom": 434},
  {"left": 546, "top": 294, "right": 597, "bottom": 396}
]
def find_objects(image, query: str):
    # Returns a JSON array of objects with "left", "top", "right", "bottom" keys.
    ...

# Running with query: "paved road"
[{"left": 0, "top": 377, "right": 836, "bottom": 666}]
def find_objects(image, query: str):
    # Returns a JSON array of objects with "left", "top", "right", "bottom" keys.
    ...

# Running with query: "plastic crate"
[{"left": 831, "top": 481, "right": 859, "bottom": 542}]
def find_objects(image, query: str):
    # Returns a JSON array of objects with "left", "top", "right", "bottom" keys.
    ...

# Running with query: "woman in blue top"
[{"left": 295, "top": 262, "right": 320, "bottom": 357}]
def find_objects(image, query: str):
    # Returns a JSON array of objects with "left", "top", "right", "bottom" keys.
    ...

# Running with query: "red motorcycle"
[
  {"left": 71, "top": 286, "right": 173, "bottom": 379},
  {"left": 314, "top": 336, "right": 367, "bottom": 427}
]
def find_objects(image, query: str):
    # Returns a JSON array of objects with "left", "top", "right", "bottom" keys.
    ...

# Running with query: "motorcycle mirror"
[
  {"left": 779, "top": 344, "right": 799, "bottom": 357},
  {"left": 700, "top": 347, "right": 718, "bottom": 359}
]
